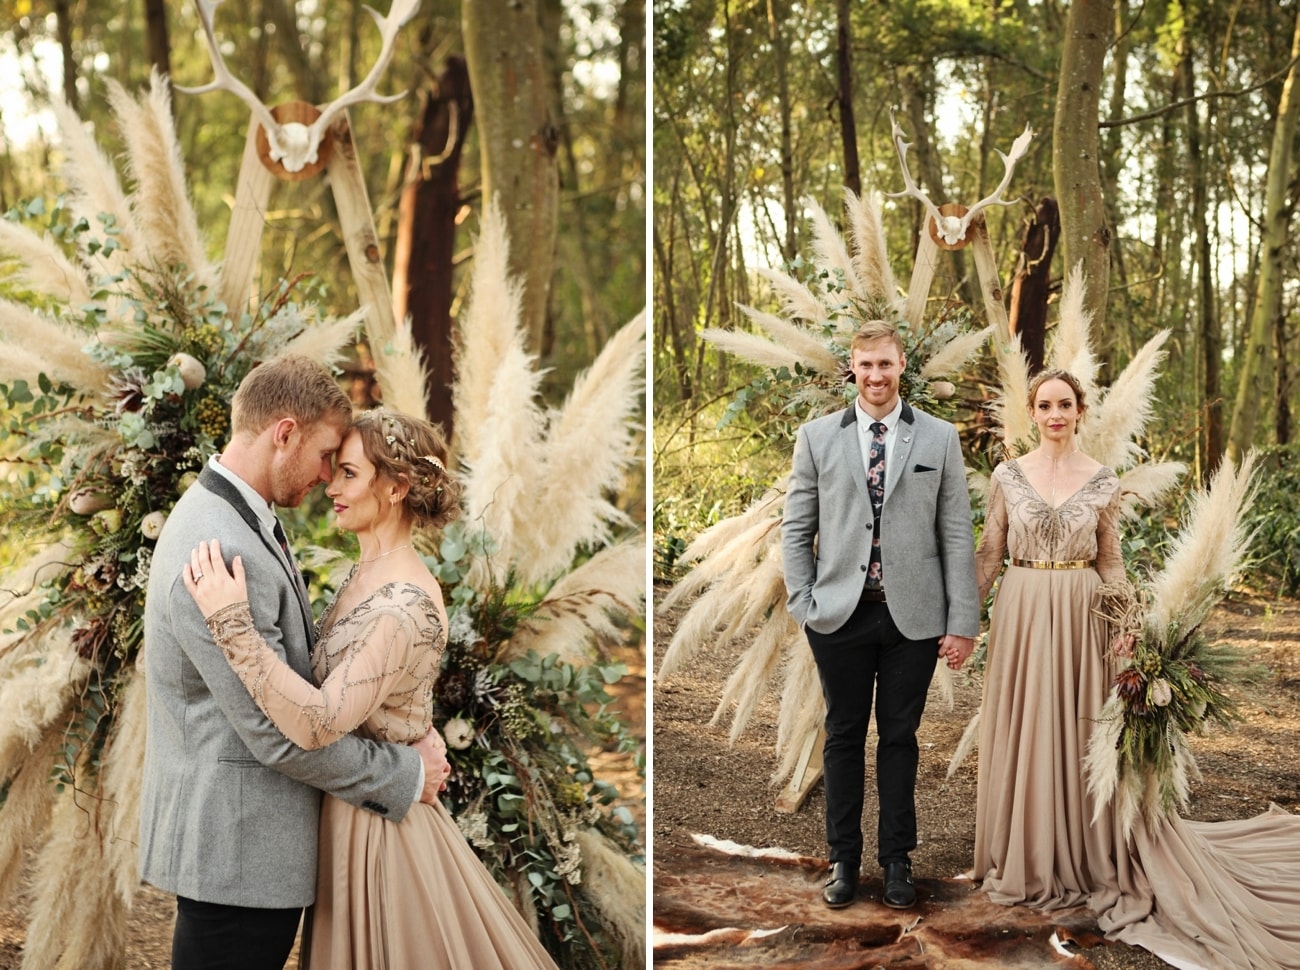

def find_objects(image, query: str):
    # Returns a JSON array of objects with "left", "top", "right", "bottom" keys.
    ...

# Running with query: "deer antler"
[
  {"left": 886, "top": 109, "right": 1033, "bottom": 247},
  {"left": 886, "top": 110, "right": 951, "bottom": 241},
  {"left": 179, "top": 0, "right": 421, "bottom": 174}
]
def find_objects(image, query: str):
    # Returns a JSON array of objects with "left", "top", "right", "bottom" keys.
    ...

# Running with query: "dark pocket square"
[{"left": 913, "top": 464, "right": 936, "bottom": 472}]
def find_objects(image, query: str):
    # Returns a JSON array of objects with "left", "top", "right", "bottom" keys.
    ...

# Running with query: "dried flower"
[
  {"left": 140, "top": 511, "right": 167, "bottom": 540},
  {"left": 1149, "top": 678, "right": 1173, "bottom": 707},
  {"left": 443, "top": 717, "right": 475, "bottom": 750},
  {"left": 91, "top": 509, "right": 123, "bottom": 536},
  {"left": 931, "top": 380, "right": 956, "bottom": 400},
  {"left": 168, "top": 352, "right": 207, "bottom": 390},
  {"left": 68, "top": 488, "right": 114, "bottom": 515},
  {"left": 178, "top": 471, "right": 200, "bottom": 493}
]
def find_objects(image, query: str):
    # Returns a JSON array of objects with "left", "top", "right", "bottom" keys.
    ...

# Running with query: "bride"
[{"left": 973, "top": 368, "right": 1300, "bottom": 970}]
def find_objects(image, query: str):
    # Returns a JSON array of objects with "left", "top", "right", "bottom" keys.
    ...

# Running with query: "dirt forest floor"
[
  {"left": 0, "top": 642, "right": 646, "bottom": 970},
  {"left": 652, "top": 584, "right": 1300, "bottom": 969}
]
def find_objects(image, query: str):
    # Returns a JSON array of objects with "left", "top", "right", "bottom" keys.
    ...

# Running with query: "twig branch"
[{"left": 1100, "top": 53, "right": 1300, "bottom": 129}]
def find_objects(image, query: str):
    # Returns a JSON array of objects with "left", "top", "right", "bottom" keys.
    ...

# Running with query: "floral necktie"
[{"left": 867, "top": 421, "right": 886, "bottom": 587}]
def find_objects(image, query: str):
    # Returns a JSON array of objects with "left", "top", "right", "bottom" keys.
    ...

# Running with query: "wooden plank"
[
  {"left": 903, "top": 229, "right": 940, "bottom": 328},
  {"left": 219, "top": 117, "right": 275, "bottom": 314},
  {"left": 327, "top": 111, "right": 397, "bottom": 348},
  {"left": 968, "top": 219, "right": 1012, "bottom": 345},
  {"left": 775, "top": 725, "right": 825, "bottom": 814}
]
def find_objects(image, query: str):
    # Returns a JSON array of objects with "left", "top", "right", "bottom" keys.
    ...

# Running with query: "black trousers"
[
  {"left": 172, "top": 896, "right": 302, "bottom": 970},
  {"left": 806, "top": 596, "right": 938, "bottom": 869}
]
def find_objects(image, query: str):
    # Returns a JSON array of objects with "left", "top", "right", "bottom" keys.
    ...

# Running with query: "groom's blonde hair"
[
  {"left": 230, "top": 355, "right": 352, "bottom": 437},
  {"left": 850, "top": 321, "right": 905, "bottom": 356}
]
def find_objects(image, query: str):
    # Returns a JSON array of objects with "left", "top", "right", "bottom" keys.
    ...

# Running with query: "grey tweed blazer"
[
  {"left": 139, "top": 465, "right": 421, "bottom": 908},
  {"left": 782, "top": 401, "right": 979, "bottom": 640}
]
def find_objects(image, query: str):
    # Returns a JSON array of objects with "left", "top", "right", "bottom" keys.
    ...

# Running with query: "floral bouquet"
[{"left": 1086, "top": 453, "right": 1260, "bottom": 839}]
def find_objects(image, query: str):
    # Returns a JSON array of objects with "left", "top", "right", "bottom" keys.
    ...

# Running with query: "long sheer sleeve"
[
  {"left": 1095, "top": 486, "right": 1126, "bottom": 585},
  {"left": 975, "top": 469, "right": 1009, "bottom": 604},
  {"left": 205, "top": 600, "right": 427, "bottom": 750}
]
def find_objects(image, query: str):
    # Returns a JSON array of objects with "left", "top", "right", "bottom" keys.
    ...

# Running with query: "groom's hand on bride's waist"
[{"left": 414, "top": 728, "right": 452, "bottom": 803}]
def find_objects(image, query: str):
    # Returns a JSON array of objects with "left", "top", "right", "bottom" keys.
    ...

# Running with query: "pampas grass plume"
[
  {"left": 0, "top": 221, "right": 90, "bottom": 305},
  {"left": 0, "top": 724, "right": 63, "bottom": 906},
  {"left": 573, "top": 828, "right": 646, "bottom": 970},
  {"left": 50, "top": 97, "right": 138, "bottom": 276},
  {"left": 1083, "top": 331, "right": 1169, "bottom": 472},
  {"left": 753, "top": 267, "right": 829, "bottom": 325},
  {"left": 281, "top": 307, "right": 366, "bottom": 377},
  {"left": 453, "top": 198, "right": 526, "bottom": 466},
  {"left": 843, "top": 189, "right": 897, "bottom": 302},
  {"left": 100, "top": 672, "right": 148, "bottom": 902},
  {"left": 805, "top": 196, "right": 860, "bottom": 297},
  {"left": 734, "top": 304, "right": 843, "bottom": 373},
  {"left": 505, "top": 538, "right": 645, "bottom": 664},
  {"left": 107, "top": 73, "right": 217, "bottom": 294},
  {"left": 920, "top": 324, "right": 992, "bottom": 379},
  {"left": 0, "top": 301, "right": 110, "bottom": 392},
  {"left": 366, "top": 317, "right": 431, "bottom": 418},
  {"left": 1147, "top": 452, "right": 1258, "bottom": 637}
]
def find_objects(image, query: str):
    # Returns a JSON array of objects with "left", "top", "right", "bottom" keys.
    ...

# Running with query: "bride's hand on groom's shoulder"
[{"left": 183, "top": 539, "right": 248, "bottom": 619}]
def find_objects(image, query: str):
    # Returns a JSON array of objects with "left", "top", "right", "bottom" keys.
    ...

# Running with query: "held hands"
[
  {"left": 938, "top": 634, "right": 975, "bottom": 670},
  {"left": 413, "top": 727, "right": 452, "bottom": 802},
  {"left": 182, "top": 539, "right": 248, "bottom": 618}
]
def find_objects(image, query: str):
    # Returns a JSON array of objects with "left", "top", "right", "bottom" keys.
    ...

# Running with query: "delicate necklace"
[
  {"left": 358, "top": 543, "right": 413, "bottom": 565},
  {"left": 1047, "top": 447, "right": 1078, "bottom": 505}
]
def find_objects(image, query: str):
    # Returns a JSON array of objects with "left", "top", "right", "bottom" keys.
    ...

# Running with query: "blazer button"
[
  {"left": 860, "top": 564, "right": 867, "bottom": 572},
  {"left": 866, "top": 522, "right": 872, "bottom": 530}
]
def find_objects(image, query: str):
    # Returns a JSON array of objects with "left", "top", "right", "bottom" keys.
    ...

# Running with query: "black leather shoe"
[
  {"left": 822, "top": 861, "right": 858, "bottom": 908},
  {"left": 882, "top": 861, "right": 916, "bottom": 909}
]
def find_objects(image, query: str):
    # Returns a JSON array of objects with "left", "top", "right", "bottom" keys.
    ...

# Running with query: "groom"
[
  {"left": 140, "top": 355, "right": 449, "bottom": 970},
  {"left": 782, "top": 321, "right": 978, "bottom": 910}
]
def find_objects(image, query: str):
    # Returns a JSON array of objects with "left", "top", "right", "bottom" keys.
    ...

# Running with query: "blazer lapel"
[
  {"left": 197, "top": 466, "right": 315, "bottom": 639},
  {"left": 885, "top": 401, "right": 917, "bottom": 503},
  {"left": 837, "top": 407, "right": 872, "bottom": 510}
]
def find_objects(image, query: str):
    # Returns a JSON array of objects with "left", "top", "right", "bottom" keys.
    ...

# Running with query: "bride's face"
[
  {"left": 1030, "top": 378, "right": 1081, "bottom": 441},
  {"left": 325, "top": 432, "right": 383, "bottom": 533}
]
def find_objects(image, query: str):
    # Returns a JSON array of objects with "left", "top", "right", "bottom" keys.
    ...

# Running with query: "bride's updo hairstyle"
[
  {"left": 1027, "top": 368, "right": 1088, "bottom": 433},
  {"left": 350, "top": 408, "right": 462, "bottom": 529}
]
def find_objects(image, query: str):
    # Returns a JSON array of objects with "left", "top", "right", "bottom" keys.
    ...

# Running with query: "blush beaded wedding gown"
[
  {"left": 973, "top": 460, "right": 1300, "bottom": 970},
  {"left": 207, "top": 576, "right": 559, "bottom": 970}
]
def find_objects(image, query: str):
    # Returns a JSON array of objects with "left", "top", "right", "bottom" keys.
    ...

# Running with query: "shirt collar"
[
  {"left": 208, "top": 454, "right": 280, "bottom": 532},
  {"left": 855, "top": 396, "right": 903, "bottom": 431}
]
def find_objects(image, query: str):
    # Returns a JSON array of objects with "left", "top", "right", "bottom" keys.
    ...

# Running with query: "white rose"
[
  {"left": 140, "top": 510, "right": 167, "bottom": 540},
  {"left": 443, "top": 717, "right": 475, "bottom": 750},
  {"left": 169, "top": 353, "right": 207, "bottom": 391}
]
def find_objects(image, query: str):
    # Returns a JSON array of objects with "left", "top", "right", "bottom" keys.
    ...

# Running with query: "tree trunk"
[
  {"left": 391, "top": 56, "right": 474, "bottom": 432},
  {"left": 1053, "top": 0, "right": 1112, "bottom": 353},
  {"left": 54, "top": 0, "right": 78, "bottom": 112},
  {"left": 835, "top": 0, "right": 860, "bottom": 197},
  {"left": 1226, "top": 7, "right": 1300, "bottom": 461},
  {"left": 143, "top": 0, "right": 171, "bottom": 85},
  {"left": 1008, "top": 198, "right": 1060, "bottom": 375},
  {"left": 1181, "top": 38, "right": 1222, "bottom": 478},
  {"left": 463, "top": 0, "right": 560, "bottom": 353},
  {"left": 769, "top": 0, "right": 797, "bottom": 261}
]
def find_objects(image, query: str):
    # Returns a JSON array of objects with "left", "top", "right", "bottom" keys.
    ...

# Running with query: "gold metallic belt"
[{"left": 1011, "top": 558, "right": 1095, "bottom": 570}]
